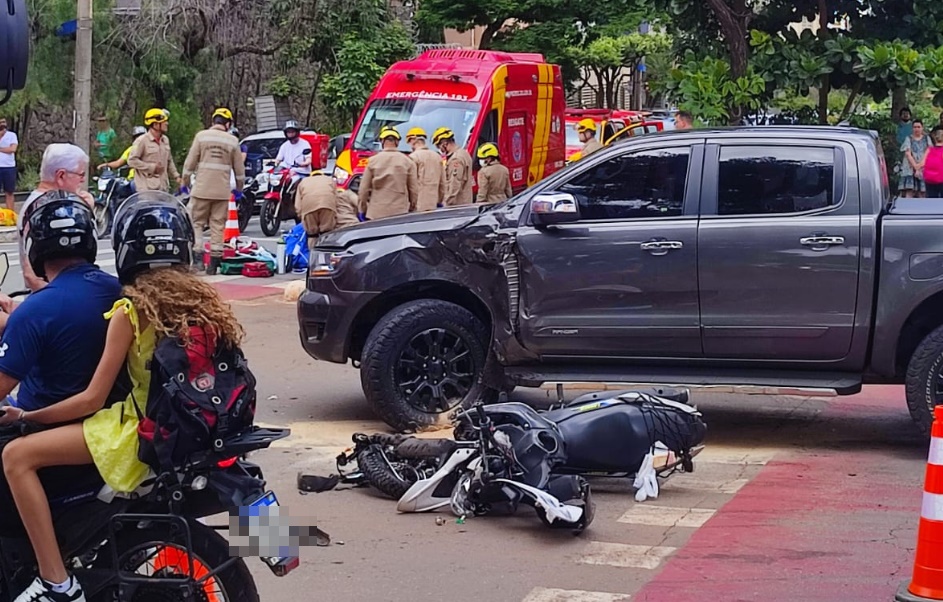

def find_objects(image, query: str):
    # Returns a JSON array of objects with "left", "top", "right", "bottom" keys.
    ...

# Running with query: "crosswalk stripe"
[
  {"left": 616, "top": 504, "right": 716, "bottom": 528},
  {"left": 577, "top": 541, "right": 676, "bottom": 570},
  {"left": 522, "top": 588, "right": 630, "bottom": 602}
]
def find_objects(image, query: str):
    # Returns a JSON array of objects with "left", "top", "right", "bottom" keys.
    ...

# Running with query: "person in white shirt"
[
  {"left": 18, "top": 144, "right": 96, "bottom": 291},
  {"left": 0, "top": 118, "right": 18, "bottom": 211},
  {"left": 274, "top": 121, "right": 312, "bottom": 188}
]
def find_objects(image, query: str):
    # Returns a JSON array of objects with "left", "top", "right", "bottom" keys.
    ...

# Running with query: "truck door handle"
[
  {"left": 800, "top": 236, "right": 845, "bottom": 248},
  {"left": 641, "top": 240, "right": 683, "bottom": 253}
]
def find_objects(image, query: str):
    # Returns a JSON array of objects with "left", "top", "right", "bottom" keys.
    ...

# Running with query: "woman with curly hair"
[{"left": 0, "top": 192, "right": 243, "bottom": 602}]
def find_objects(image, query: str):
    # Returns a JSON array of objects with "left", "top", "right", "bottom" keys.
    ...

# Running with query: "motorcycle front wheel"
[
  {"left": 237, "top": 195, "right": 253, "bottom": 232},
  {"left": 260, "top": 199, "right": 280, "bottom": 237},
  {"left": 92, "top": 201, "right": 111, "bottom": 239},
  {"left": 104, "top": 521, "right": 259, "bottom": 602}
]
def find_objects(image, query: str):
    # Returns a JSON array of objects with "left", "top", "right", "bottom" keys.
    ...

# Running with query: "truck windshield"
[{"left": 352, "top": 99, "right": 480, "bottom": 152}]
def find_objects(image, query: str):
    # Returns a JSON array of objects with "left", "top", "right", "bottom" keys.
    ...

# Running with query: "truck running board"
[{"left": 504, "top": 366, "right": 863, "bottom": 396}]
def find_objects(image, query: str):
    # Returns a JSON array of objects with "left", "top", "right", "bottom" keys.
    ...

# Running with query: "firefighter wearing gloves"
[
  {"left": 182, "top": 107, "right": 245, "bottom": 275},
  {"left": 576, "top": 119, "right": 603, "bottom": 158},
  {"left": 357, "top": 127, "right": 418, "bottom": 221},
  {"left": 433, "top": 127, "right": 473, "bottom": 206},
  {"left": 295, "top": 171, "right": 341, "bottom": 252},
  {"left": 406, "top": 127, "right": 445, "bottom": 212},
  {"left": 475, "top": 143, "right": 512, "bottom": 204}
]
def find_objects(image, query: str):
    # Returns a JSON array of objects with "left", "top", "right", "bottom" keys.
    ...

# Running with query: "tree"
[
  {"left": 570, "top": 33, "right": 670, "bottom": 108},
  {"left": 320, "top": 23, "right": 415, "bottom": 124}
]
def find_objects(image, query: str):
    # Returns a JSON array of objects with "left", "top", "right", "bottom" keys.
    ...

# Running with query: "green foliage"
[
  {"left": 656, "top": 55, "right": 765, "bottom": 124},
  {"left": 265, "top": 76, "right": 301, "bottom": 99},
  {"left": 320, "top": 23, "right": 415, "bottom": 121},
  {"left": 165, "top": 100, "right": 204, "bottom": 168}
]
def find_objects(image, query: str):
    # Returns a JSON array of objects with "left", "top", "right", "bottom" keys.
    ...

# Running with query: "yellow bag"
[{"left": 0, "top": 209, "right": 16, "bottom": 227}]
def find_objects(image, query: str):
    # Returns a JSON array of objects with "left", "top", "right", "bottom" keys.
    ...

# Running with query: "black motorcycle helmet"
[
  {"left": 112, "top": 190, "right": 194, "bottom": 284},
  {"left": 22, "top": 190, "right": 97, "bottom": 280}
]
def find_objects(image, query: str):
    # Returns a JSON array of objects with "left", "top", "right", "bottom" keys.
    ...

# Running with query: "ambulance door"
[{"left": 502, "top": 111, "right": 528, "bottom": 191}]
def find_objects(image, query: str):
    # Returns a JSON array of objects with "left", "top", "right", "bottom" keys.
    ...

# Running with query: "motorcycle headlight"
[
  {"left": 268, "top": 173, "right": 282, "bottom": 186},
  {"left": 310, "top": 251, "right": 349, "bottom": 277},
  {"left": 97, "top": 179, "right": 109, "bottom": 191},
  {"left": 333, "top": 166, "right": 350, "bottom": 185}
]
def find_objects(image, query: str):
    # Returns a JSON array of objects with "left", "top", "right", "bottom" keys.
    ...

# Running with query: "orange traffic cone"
[
  {"left": 897, "top": 405, "right": 943, "bottom": 601},
  {"left": 223, "top": 195, "right": 240, "bottom": 244}
]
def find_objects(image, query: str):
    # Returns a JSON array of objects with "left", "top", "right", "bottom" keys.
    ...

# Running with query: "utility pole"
[{"left": 74, "top": 0, "right": 93, "bottom": 158}]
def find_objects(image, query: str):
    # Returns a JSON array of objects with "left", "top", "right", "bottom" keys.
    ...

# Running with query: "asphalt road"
[{"left": 229, "top": 299, "right": 929, "bottom": 602}]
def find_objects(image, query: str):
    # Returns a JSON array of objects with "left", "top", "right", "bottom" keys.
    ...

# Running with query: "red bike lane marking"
[{"left": 633, "top": 387, "right": 925, "bottom": 602}]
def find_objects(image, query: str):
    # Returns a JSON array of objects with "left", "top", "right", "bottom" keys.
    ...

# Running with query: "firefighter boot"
[{"left": 206, "top": 255, "right": 222, "bottom": 276}]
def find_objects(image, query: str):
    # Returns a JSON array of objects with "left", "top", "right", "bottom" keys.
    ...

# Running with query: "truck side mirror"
[{"left": 530, "top": 192, "right": 580, "bottom": 227}]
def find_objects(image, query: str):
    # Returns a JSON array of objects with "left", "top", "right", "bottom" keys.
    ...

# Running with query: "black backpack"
[{"left": 136, "top": 326, "right": 257, "bottom": 471}]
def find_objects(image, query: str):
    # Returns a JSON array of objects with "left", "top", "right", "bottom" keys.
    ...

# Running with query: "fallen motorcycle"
[{"left": 337, "top": 390, "right": 706, "bottom": 533}]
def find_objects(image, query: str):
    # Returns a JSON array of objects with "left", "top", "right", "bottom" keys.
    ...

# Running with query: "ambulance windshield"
[{"left": 353, "top": 99, "right": 480, "bottom": 152}]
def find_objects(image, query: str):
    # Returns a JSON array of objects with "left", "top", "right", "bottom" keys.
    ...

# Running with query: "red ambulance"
[{"left": 332, "top": 49, "right": 566, "bottom": 196}]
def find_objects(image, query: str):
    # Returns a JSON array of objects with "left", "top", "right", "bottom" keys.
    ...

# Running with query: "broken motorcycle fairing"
[{"left": 341, "top": 390, "right": 706, "bottom": 525}]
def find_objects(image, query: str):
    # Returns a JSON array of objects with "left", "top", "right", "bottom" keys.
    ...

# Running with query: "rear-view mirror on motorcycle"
[
  {"left": 0, "top": 0, "right": 29, "bottom": 105},
  {"left": 0, "top": 252, "right": 9, "bottom": 287}
]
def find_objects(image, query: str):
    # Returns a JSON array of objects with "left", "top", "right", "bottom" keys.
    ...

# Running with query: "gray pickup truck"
[{"left": 298, "top": 126, "right": 943, "bottom": 434}]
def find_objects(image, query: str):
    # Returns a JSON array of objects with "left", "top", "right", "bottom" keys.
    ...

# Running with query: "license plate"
[{"left": 249, "top": 491, "right": 292, "bottom": 569}]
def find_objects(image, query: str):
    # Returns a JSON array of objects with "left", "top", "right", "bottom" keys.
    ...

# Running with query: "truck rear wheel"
[
  {"left": 904, "top": 324, "right": 943, "bottom": 435},
  {"left": 361, "top": 299, "right": 494, "bottom": 432}
]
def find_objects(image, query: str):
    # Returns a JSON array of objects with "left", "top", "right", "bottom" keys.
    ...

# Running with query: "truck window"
[
  {"left": 558, "top": 147, "right": 690, "bottom": 220},
  {"left": 717, "top": 146, "right": 835, "bottom": 215}
]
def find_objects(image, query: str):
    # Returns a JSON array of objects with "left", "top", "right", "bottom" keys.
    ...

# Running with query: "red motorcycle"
[{"left": 260, "top": 148, "right": 313, "bottom": 236}]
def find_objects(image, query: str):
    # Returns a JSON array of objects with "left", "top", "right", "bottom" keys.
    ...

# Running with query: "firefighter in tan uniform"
[
  {"left": 181, "top": 107, "right": 245, "bottom": 275},
  {"left": 475, "top": 143, "right": 512, "bottom": 204},
  {"left": 433, "top": 127, "right": 473, "bottom": 206},
  {"left": 335, "top": 186, "right": 360, "bottom": 230},
  {"left": 128, "top": 108, "right": 182, "bottom": 193},
  {"left": 576, "top": 118, "right": 603, "bottom": 158},
  {"left": 406, "top": 127, "right": 445, "bottom": 211},
  {"left": 357, "top": 127, "right": 418, "bottom": 220},
  {"left": 295, "top": 171, "right": 342, "bottom": 252}
]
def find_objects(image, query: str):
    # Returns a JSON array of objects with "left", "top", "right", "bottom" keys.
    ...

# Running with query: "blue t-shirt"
[{"left": 0, "top": 264, "right": 122, "bottom": 411}]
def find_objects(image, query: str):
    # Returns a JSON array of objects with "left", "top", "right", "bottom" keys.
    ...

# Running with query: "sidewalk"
[
  {"left": 632, "top": 386, "right": 925, "bottom": 602},
  {"left": 206, "top": 271, "right": 303, "bottom": 302}
]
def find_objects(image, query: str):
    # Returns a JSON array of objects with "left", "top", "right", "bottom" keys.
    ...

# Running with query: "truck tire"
[
  {"left": 361, "top": 299, "right": 493, "bottom": 432},
  {"left": 905, "top": 324, "right": 943, "bottom": 435}
]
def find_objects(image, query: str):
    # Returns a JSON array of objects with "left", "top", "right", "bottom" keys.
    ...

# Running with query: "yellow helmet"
[
  {"left": 212, "top": 107, "right": 233, "bottom": 122},
  {"left": 406, "top": 127, "right": 427, "bottom": 140},
  {"left": 575, "top": 118, "right": 597, "bottom": 133},
  {"left": 432, "top": 127, "right": 455, "bottom": 145},
  {"left": 477, "top": 143, "right": 499, "bottom": 160},
  {"left": 144, "top": 108, "right": 168, "bottom": 126},
  {"left": 379, "top": 127, "right": 401, "bottom": 141}
]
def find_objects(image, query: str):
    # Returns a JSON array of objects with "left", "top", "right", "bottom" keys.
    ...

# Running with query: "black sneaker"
[{"left": 14, "top": 576, "right": 85, "bottom": 602}]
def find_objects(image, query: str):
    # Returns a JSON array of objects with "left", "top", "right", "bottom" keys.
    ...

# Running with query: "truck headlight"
[
  {"left": 310, "top": 251, "right": 349, "bottom": 277},
  {"left": 333, "top": 167, "right": 350, "bottom": 185}
]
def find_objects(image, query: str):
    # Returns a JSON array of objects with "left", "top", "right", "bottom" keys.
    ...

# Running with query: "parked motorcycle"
[
  {"left": 238, "top": 173, "right": 268, "bottom": 233},
  {"left": 337, "top": 390, "right": 706, "bottom": 532},
  {"left": 260, "top": 150, "right": 310, "bottom": 237},
  {"left": 92, "top": 168, "right": 132, "bottom": 238}
]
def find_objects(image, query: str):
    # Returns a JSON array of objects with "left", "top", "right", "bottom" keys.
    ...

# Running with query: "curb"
[{"left": 0, "top": 227, "right": 16, "bottom": 244}]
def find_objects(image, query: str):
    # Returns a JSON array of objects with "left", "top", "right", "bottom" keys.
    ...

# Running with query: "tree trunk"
[
  {"left": 892, "top": 87, "right": 908, "bottom": 123},
  {"left": 839, "top": 79, "right": 863, "bottom": 121},
  {"left": 703, "top": 0, "right": 751, "bottom": 124},
  {"left": 478, "top": 20, "right": 505, "bottom": 50}
]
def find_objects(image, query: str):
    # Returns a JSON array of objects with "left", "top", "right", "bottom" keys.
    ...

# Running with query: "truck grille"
[{"left": 503, "top": 254, "right": 520, "bottom": 333}]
